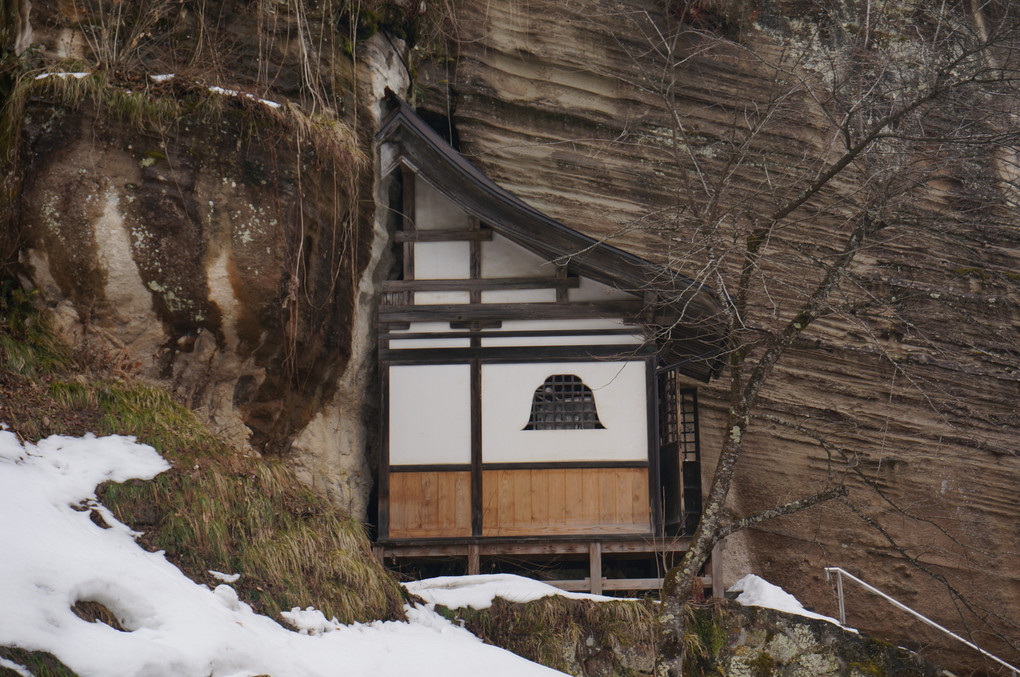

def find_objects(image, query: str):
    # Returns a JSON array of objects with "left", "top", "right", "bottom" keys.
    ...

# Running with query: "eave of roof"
[{"left": 376, "top": 90, "right": 728, "bottom": 381}]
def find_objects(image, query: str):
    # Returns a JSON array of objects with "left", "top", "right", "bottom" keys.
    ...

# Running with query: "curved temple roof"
[{"left": 376, "top": 90, "right": 727, "bottom": 381}]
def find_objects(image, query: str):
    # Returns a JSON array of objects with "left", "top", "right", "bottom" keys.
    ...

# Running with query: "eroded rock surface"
[
  {"left": 3, "top": 1, "right": 420, "bottom": 519},
  {"left": 423, "top": 0, "right": 1020, "bottom": 671},
  {"left": 688, "top": 601, "right": 951, "bottom": 677},
  {"left": 3, "top": 2, "right": 1018, "bottom": 670}
]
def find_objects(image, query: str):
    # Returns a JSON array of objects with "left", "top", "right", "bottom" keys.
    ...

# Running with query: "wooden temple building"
[{"left": 373, "top": 92, "right": 727, "bottom": 593}]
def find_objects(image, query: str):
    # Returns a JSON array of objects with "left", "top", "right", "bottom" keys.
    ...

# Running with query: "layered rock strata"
[{"left": 424, "top": 0, "right": 1020, "bottom": 671}]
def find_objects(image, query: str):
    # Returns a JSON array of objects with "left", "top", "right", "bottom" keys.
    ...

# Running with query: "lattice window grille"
[
  {"left": 525, "top": 374, "right": 606, "bottom": 430},
  {"left": 658, "top": 368, "right": 679, "bottom": 445},
  {"left": 678, "top": 389, "right": 698, "bottom": 461}
]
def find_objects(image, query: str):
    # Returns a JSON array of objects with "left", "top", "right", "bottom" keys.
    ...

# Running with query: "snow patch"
[
  {"left": 728, "top": 574, "right": 848, "bottom": 628},
  {"left": 34, "top": 71, "right": 89, "bottom": 80},
  {"left": 405, "top": 574, "right": 631, "bottom": 610},
  {"left": 209, "top": 570, "right": 240, "bottom": 584},
  {"left": 0, "top": 657, "right": 33, "bottom": 677},
  {"left": 280, "top": 607, "right": 338, "bottom": 636},
  {"left": 207, "top": 85, "right": 281, "bottom": 109}
]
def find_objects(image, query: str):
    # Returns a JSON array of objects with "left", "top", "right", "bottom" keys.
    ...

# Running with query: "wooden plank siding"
[
  {"left": 389, "top": 471, "right": 472, "bottom": 538},
  {"left": 481, "top": 468, "right": 650, "bottom": 537}
]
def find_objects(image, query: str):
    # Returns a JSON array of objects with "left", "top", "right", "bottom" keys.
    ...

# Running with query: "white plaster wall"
[
  {"left": 415, "top": 176, "right": 471, "bottom": 230},
  {"left": 481, "top": 234, "right": 554, "bottom": 277},
  {"left": 569, "top": 277, "right": 637, "bottom": 302},
  {"left": 390, "top": 337, "right": 472, "bottom": 349},
  {"left": 413, "top": 237, "right": 470, "bottom": 304},
  {"left": 389, "top": 364, "right": 472, "bottom": 465},
  {"left": 414, "top": 290, "right": 471, "bottom": 305},
  {"left": 413, "top": 241, "right": 470, "bottom": 279},
  {"left": 393, "top": 322, "right": 468, "bottom": 334},
  {"left": 480, "top": 288, "right": 556, "bottom": 303},
  {"left": 494, "top": 319, "right": 631, "bottom": 332},
  {"left": 481, "top": 361, "right": 648, "bottom": 463}
]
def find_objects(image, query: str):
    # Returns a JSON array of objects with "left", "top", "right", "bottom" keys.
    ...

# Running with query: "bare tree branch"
[{"left": 715, "top": 486, "right": 849, "bottom": 541}]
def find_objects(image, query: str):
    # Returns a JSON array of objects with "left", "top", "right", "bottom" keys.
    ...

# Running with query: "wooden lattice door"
[{"left": 657, "top": 367, "right": 703, "bottom": 537}]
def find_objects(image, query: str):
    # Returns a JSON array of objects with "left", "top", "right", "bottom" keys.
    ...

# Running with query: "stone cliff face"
[
  {"left": 1, "top": 0, "right": 420, "bottom": 518},
  {"left": 420, "top": 0, "right": 1019, "bottom": 672},
  {"left": 3, "top": 0, "right": 1018, "bottom": 672}
]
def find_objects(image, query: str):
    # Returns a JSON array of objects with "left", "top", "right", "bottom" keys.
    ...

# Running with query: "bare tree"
[{"left": 558, "top": 2, "right": 1020, "bottom": 674}]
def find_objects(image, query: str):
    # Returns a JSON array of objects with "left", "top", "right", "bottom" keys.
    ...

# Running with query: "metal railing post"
[
  {"left": 823, "top": 567, "right": 1019, "bottom": 676},
  {"left": 825, "top": 567, "right": 846, "bottom": 625}
]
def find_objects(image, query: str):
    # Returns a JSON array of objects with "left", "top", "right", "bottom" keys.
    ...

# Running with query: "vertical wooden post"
[
  {"left": 647, "top": 358, "right": 663, "bottom": 535},
  {"left": 468, "top": 544, "right": 480, "bottom": 576},
  {"left": 399, "top": 165, "right": 416, "bottom": 304},
  {"left": 555, "top": 265, "right": 569, "bottom": 303},
  {"left": 470, "top": 358, "right": 482, "bottom": 536},
  {"left": 468, "top": 216, "right": 482, "bottom": 305},
  {"left": 590, "top": 542, "right": 603, "bottom": 595},
  {"left": 378, "top": 365, "right": 391, "bottom": 539}
]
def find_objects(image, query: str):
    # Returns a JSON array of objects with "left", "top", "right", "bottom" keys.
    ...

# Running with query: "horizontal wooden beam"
[
  {"left": 543, "top": 579, "right": 592, "bottom": 592},
  {"left": 380, "top": 328, "right": 640, "bottom": 340},
  {"left": 543, "top": 577, "right": 680, "bottom": 592},
  {"left": 601, "top": 578, "right": 663, "bottom": 591},
  {"left": 379, "top": 276, "right": 581, "bottom": 292},
  {"left": 480, "top": 461, "right": 648, "bottom": 470},
  {"left": 394, "top": 229, "right": 493, "bottom": 242},
  {"left": 378, "top": 300, "right": 646, "bottom": 324},
  {"left": 375, "top": 537, "right": 691, "bottom": 556},
  {"left": 381, "top": 344, "right": 655, "bottom": 364},
  {"left": 390, "top": 464, "right": 472, "bottom": 472}
]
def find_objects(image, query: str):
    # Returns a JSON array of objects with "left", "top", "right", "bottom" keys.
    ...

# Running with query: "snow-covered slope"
[{"left": 0, "top": 431, "right": 565, "bottom": 677}]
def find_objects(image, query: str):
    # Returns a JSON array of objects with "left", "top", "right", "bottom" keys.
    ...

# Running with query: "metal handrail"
[{"left": 824, "top": 567, "right": 1019, "bottom": 677}]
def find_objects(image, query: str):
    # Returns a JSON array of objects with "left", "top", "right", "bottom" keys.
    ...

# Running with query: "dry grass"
[
  {"left": 0, "top": 646, "right": 78, "bottom": 677},
  {"left": 0, "top": 282, "right": 70, "bottom": 378},
  {"left": 439, "top": 595, "right": 657, "bottom": 676},
  {"left": 99, "top": 452, "right": 405, "bottom": 625},
  {"left": 0, "top": 283, "right": 406, "bottom": 628}
]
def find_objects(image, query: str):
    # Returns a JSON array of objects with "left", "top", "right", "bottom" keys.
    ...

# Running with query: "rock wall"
[
  {"left": 421, "top": 0, "right": 1020, "bottom": 672},
  {"left": 3, "top": 1, "right": 1018, "bottom": 671},
  {"left": 443, "top": 594, "right": 948, "bottom": 677},
  {"left": 687, "top": 601, "right": 950, "bottom": 677},
  {"left": 1, "top": 0, "right": 422, "bottom": 520}
]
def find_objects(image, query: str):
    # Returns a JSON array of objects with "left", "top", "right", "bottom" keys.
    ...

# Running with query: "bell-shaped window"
[{"left": 524, "top": 374, "right": 605, "bottom": 430}]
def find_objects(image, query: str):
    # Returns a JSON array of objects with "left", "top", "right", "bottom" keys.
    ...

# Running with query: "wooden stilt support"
[
  {"left": 468, "top": 544, "right": 480, "bottom": 575},
  {"left": 589, "top": 542, "right": 603, "bottom": 595}
]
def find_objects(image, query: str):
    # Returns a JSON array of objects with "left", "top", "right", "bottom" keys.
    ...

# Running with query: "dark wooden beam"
[
  {"left": 394, "top": 229, "right": 494, "bottom": 242},
  {"left": 374, "top": 536, "right": 692, "bottom": 555},
  {"left": 469, "top": 216, "right": 482, "bottom": 306},
  {"left": 647, "top": 358, "right": 663, "bottom": 536},
  {"left": 390, "top": 464, "right": 472, "bottom": 472},
  {"left": 381, "top": 344, "right": 655, "bottom": 364},
  {"left": 379, "top": 276, "right": 581, "bottom": 292},
  {"left": 381, "top": 327, "right": 639, "bottom": 340},
  {"left": 378, "top": 300, "right": 645, "bottom": 324},
  {"left": 471, "top": 358, "right": 482, "bottom": 537},
  {"left": 378, "top": 364, "right": 391, "bottom": 539},
  {"left": 400, "top": 166, "right": 415, "bottom": 300},
  {"left": 481, "top": 461, "right": 648, "bottom": 470}
]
